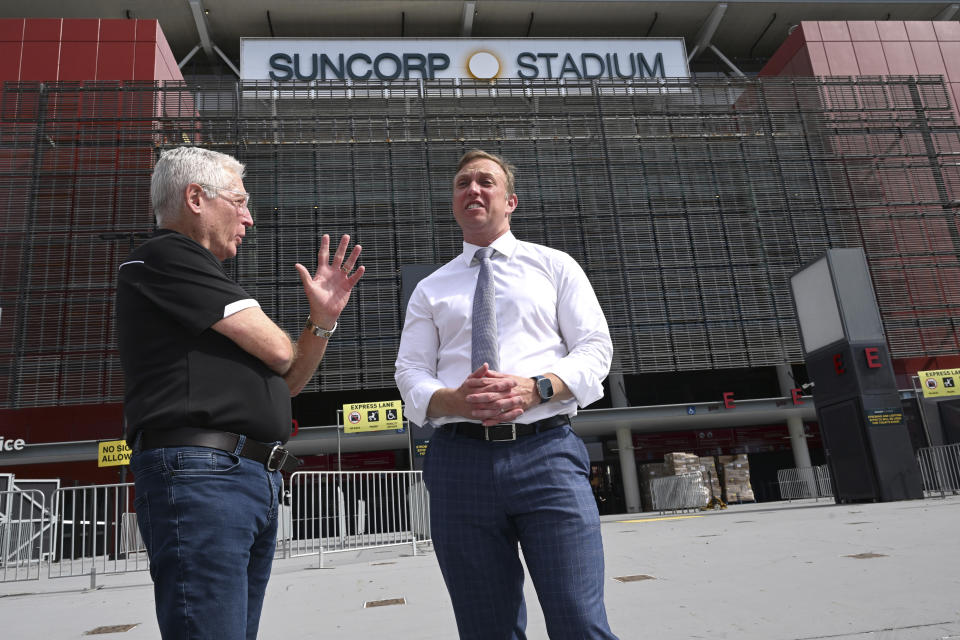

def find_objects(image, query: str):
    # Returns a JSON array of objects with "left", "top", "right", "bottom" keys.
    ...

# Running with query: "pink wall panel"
[
  {"left": 20, "top": 41, "right": 59, "bottom": 80},
  {"left": 818, "top": 21, "right": 851, "bottom": 42},
  {"left": 96, "top": 41, "right": 135, "bottom": 79},
  {"left": 0, "top": 42, "right": 22, "bottom": 79},
  {"left": 940, "top": 42, "right": 960, "bottom": 82},
  {"left": 59, "top": 42, "right": 98, "bottom": 81},
  {"left": 800, "top": 21, "right": 822, "bottom": 42},
  {"left": 882, "top": 41, "right": 919, "bottom": 75},
  {"left": 911, "top": 41, "right": 947, "bottom": 77},
  {"left": 933, "top": 21, "right": 960, "bottom": 41},
  {"left": 824, "top": 41, "right": 860, "bottom": 75},
  {"left": 876, "top": 21, "right": 909, "bottom": 41},
  {"left": 853, "top": 41, "right": 887, "bottom": 75},
  {"left": 0, "top": 18, "right": 25, "bottom": 41},
  {"left": 806, "top": 41, "right": 830, "bottom": 75},
  {"left": 904, "top": 21, "right": 937, "bottom": 41},
  {"left": 847, "top": 21, "right": 879, "bottom": 41}
]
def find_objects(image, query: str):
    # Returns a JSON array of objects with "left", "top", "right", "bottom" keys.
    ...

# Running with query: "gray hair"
[{"left": 151, "top": 147, "right": 245, "bottom": 225}]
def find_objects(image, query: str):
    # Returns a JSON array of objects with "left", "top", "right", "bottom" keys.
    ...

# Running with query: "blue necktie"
[{"left": 471, "top": 246, "right": 499, "bottom": 371}]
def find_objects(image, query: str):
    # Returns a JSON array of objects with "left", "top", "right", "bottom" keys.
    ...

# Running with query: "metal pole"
[{"left": 911, "top": 375, "right": 934, "bottom": 448}]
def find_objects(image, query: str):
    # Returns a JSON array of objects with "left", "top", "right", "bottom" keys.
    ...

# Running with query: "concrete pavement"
[{"left": 1, "top": 495, "right": 958, "bottom": 639}]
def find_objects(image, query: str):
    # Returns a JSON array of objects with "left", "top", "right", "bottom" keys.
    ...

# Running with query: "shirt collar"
[{"left": 461, "top": 230, "right": 518, "bottom": 266}]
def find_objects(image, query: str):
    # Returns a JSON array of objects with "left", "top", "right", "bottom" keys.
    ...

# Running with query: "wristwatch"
[
  {"left": 532, "top": 375, "right": 554, "bottom": 403},
  {"left": 304, "top": 316, "right": 337, "bottom": 339}
]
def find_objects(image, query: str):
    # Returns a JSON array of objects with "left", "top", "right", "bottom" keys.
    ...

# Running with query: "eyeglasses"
[{"left": 201, "top": 184, "right": 251, "bottom": 211}]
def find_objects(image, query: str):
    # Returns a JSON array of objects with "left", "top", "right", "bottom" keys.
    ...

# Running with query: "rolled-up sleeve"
[
  {"left": 395, "top": 286, "right": 445, "bottom": 426},
  {"left": 549, "top": 256, "right": 613, "bottom": 408}
]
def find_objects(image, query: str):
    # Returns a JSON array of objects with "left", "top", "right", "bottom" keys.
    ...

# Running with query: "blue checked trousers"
[{"left": 423, "top": 424, "right": 619, "bottom": 640}]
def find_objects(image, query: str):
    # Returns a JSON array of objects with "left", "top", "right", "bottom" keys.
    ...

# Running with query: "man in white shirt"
[{"left": 395, "top": 150, "right": 618, "bottom": 639}]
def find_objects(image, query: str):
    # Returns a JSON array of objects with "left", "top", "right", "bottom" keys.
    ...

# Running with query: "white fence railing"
[
  {"left": 916, "top": 443, "right": 960, "bottom": 498},
  {"left": 287, "top": 471, "right": 430, "bottom": 567},
  {"left": 1, "top": 489, "right": 52, "bottom": 582},
  {"left": 48, "top": 483, "right": 148, "bottom": 585},
  {"left": 777, "top": 466, "right": 833, "bottom": 501}
]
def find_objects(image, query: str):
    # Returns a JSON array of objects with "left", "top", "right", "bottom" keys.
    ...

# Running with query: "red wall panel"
[
  {"left": 20, "top": 41, "right": 60, "bottom": 80},
  {"left": 58, "top": 42, "right": 99, "bottom": 82},
  {"left": 0, "top": 42, "right": 21, "bottom": 79},
  {"left": 60, "top": 18, "right": 99, "bottom": 41},
  {"left": 96, "top": 41, "right": 135, "bottom": 80},
  {"left": 133, "top": 42, "right": 158, "bottom": 81},
  {"left": 0, "top": 18, "right": 25, "bottom": 41},
  {"left": 0, "top": 18, "right": 182, "bottom": 83},
  {"left": 99, "top": 19, "right": 136, "bottom": 42},
  {"left": 23, "top": 18, "right": 61, "bottom": 41}
]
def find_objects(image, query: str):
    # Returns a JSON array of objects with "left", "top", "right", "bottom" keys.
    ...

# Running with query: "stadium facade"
[{"left": 1, "top": 1, "right": 959, "bottom": 510}]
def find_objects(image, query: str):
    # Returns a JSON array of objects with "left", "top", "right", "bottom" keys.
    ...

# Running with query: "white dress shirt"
[{"left": 395, "top": 231, "right": 613, "bottom": 426}]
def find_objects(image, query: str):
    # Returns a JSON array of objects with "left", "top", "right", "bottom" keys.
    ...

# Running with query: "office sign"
[
  {"left": 343, "top": 400, "right": 404, "bottom": 433},
  {"left": 241, "top": 38, "right": 689, "bottom": 82}
]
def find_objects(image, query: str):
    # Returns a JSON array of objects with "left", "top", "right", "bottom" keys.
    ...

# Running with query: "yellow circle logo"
[{"left": 467, "top": 51, "right": 501, "bottom": 79}]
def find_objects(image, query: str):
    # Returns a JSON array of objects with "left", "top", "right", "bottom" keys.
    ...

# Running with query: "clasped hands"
[{"left": 457, "top": 363, "right": 538, "bottom": 426}]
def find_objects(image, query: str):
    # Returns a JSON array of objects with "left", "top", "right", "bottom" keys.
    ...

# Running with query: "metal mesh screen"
[{"left": 2, "top": 76, "right": 959, "bottom": 408}]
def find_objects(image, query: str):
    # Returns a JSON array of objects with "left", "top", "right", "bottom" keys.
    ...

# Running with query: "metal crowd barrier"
[
  {"left": 286, "top": 471, "right": 430, "bottom": 567},
  {"left": 776, "top": 465, "right": 833, "bottom": 501},
  {"left": 916, "top": 443, "right": 960, "bottom": 498},
  {"left": 0, "top": 489, "right": 51, "bottom": 582},
  {"left": 48, "top": 483, "right": 148, "bottom": 587},
  {"left": 650, "top": 472, "right": 709, "bottom": 513}
]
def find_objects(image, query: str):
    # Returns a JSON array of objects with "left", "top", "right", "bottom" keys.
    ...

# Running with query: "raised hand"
[{"left": 294, "top": 234, "right": 364, "bottom": 328}]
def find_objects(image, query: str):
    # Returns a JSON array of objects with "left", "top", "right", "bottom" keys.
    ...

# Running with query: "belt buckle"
[
  {"left": 266, "top": 444, "right": 288, "bottom": 472},
  {"left": 485, "top": 423, "right": 517, "bottom": 442}
]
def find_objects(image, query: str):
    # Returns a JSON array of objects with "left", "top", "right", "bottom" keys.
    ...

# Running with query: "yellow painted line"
[{"left": 616, "top": 515, "right": 705, "bottom": 523}]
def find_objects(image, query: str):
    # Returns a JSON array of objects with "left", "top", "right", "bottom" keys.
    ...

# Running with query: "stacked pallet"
[
  {"left": 698, "top": 456, "right": 723, "bottom": 501},
  {"left": 719, "top": 454, "right": 755, "bottom": 502}
]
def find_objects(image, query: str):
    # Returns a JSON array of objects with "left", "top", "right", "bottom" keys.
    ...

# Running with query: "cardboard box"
[{"left": 718, "top": 454, "right": 755, "bottom": 502}]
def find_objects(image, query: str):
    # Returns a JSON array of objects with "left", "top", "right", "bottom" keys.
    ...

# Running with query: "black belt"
[
  {"left": 138, "top": 428, "right": 300, "bottom": 473},
  {"left": 441, "top": 415, "right": 571, "bottom": 442}
]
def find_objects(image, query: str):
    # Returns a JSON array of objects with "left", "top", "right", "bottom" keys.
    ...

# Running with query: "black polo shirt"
[{"left": 117, "top": 230, "right": 291, "bottom": 445}]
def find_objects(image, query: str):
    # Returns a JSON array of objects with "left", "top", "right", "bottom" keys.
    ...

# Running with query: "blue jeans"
[
  {"left": 423, "top": 424, "right": 618, "bottom": 640},
  {"left": 131, "top": 439, "right": 283, "bottom": 640}
]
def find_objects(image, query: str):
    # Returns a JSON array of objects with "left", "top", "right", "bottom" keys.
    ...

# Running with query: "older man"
[
  {"left": 117, "top": 146, "right": 363, "bottom": 639},
  {"left": 396, "top": 149, "right": 618, "bottom": 639}
]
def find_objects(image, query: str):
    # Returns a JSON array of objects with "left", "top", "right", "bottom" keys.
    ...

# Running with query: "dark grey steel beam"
[{"left": 0, "top": 395, "right": 816, "bottom": 466}]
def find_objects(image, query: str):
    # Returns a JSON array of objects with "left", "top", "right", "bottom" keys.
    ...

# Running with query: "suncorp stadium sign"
[{"left": 240, "top": 38, "right": 689, "bottom": 82}]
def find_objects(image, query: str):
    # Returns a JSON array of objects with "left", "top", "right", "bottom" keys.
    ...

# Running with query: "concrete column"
[
  {"left": 776, "top": 365, "right": 813, "bottom": 469},
  {"left": 609, "top": 372, "right": 641, "bottom": 513},
  {"left": 776, "top": 364, "right": 816, "bottom": 496}
]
